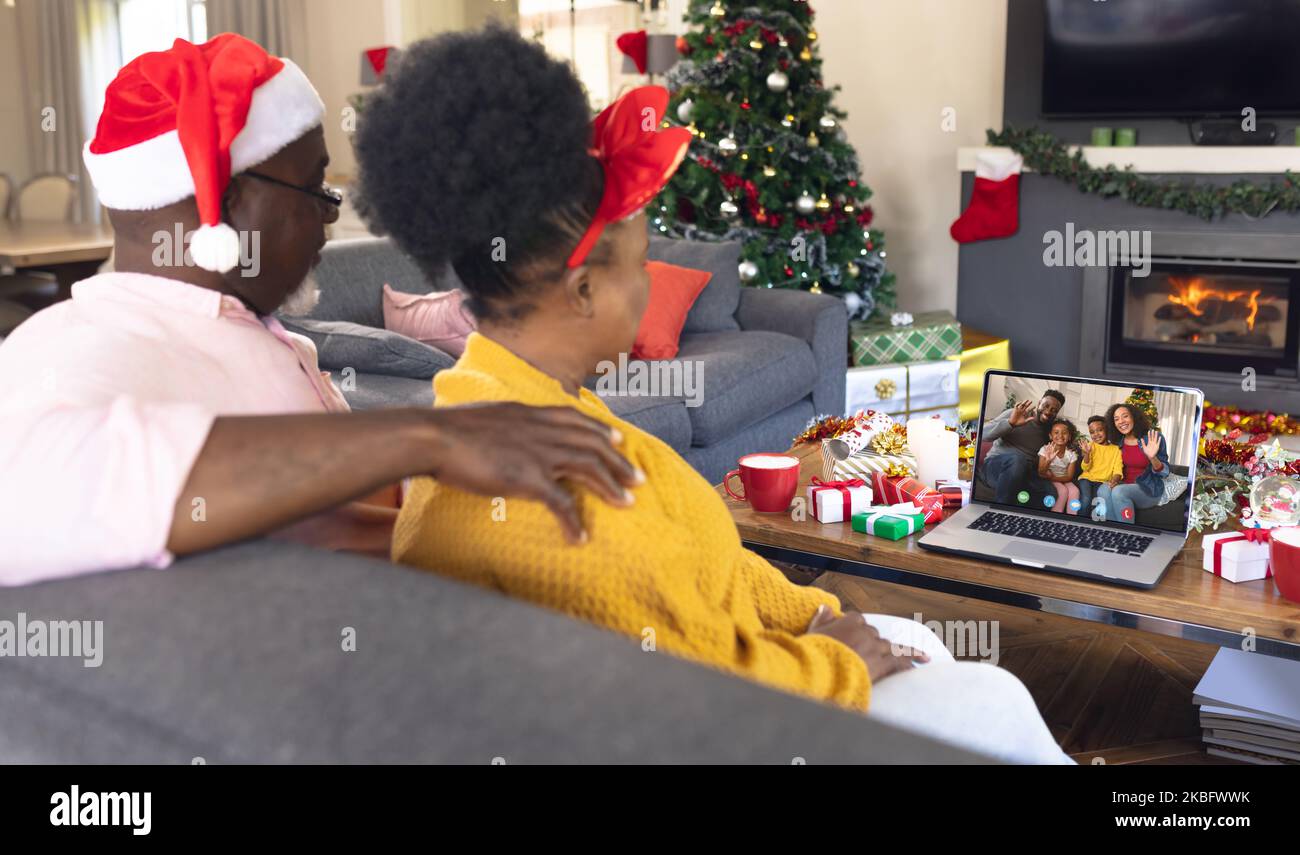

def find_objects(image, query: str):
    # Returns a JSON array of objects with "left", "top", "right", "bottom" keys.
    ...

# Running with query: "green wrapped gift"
[
  {"left": 850, "top": 310, "right": 962, "bottom": 367},
  {"left": 851, "top": 507, "right": 927, "bottom": 540}
]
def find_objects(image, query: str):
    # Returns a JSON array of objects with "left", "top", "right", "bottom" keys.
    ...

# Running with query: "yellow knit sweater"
[{"left": 392, "top": 332, "right": 871, "bottom": 710}]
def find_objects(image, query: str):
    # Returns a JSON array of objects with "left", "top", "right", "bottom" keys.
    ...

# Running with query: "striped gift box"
[{"left": 820, "top": 439, "right": 917, "bottom": 481}]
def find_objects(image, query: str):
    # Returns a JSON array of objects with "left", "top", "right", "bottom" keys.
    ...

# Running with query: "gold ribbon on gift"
[{"left": 947, "top": 326, "right": 1011, "bottom": 422}]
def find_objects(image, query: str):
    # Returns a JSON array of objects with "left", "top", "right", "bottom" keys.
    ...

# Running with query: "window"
[
  {"left": 116, "top": 0, "right": 206, "bottom": 64},
  {"left": 518, "top": 0, "right": 646, "bottom": 110}
]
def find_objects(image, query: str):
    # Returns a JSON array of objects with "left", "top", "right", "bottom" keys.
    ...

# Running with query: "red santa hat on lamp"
[{"left": 83, "top": 33, "right": 325, "bottom": 273}]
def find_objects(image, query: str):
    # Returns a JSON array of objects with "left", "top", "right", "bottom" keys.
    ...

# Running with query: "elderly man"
[
  {"left": 979, "top": 390, "right": 1065, "bottom": 506},
  {"left": 0, "top": 34, "right": 637, "bottom": 585}
]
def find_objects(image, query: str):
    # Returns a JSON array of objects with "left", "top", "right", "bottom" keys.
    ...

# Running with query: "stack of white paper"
[{"left": 1193, "top": 648, "right": 1300, "bottom": 764}]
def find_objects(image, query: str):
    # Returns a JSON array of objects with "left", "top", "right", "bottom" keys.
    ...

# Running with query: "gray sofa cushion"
[
  {"left": 647, "top": 236, "right": 741, "bottom": 333},
  {"left": 0, "top": 539, "right": 987, "bottom": 763},
  {"left": 308, "top": 237, "right": 441, "bottom": 328},
  {"left": 342, "top": 372, "right": 435, "bottom": 411},
  {"left": 280, "top": 318, "right": 454, "bottom": 379},
  {"left": 676, "top": 330, "right": 817, "bottom": 447},
  {"left": 683, "top": 397, "right": 817, "bottom": 486},
  {"left": 598, "top": 391, "right": 693, "bottom": 452}
]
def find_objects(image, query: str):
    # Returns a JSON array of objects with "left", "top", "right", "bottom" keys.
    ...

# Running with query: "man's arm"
[
  {"left": 982, "top": 408, "right": 1014, "bottom": 442},
  {"left": 170, "top": 403, "right": 640, "bottom": 556},
  {"left": 0, "top": 400, "right": 638, "bottom": 585}
]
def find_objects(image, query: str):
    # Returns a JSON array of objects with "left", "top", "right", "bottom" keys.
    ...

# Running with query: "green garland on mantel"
[{"left": 986, "top": 126, "right": 1300, "bottom": 221}]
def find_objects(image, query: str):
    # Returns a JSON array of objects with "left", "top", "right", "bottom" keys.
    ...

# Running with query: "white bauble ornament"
[
  {"left": 766, "top": 70, "right": 789, "bottom": 93},
  {"left": 719, "top": 199, "right": 739, "bottom": 219},
  {"left": 819, "top": 114, "right": 837, "bottom": 131},
  {"left": 795, "top": 193, "right": 815, "bottom": 214},
  {"left": 677, "top": 98, "right": 694, "bottom": 122},
  {"left": 738, "top": 260, "right": 759, "bottom": 282},
  {"left": 843, "top": 291, "right": 863, "bottom": 317},
  {"left": 718, "top": 135, "right": 738, "bottom": 156}
]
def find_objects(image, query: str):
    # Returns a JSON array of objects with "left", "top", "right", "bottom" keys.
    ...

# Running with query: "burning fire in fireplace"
[
  {"left": 1166, "top": 277, "right": 1265, "bottom": 330},
  {"left": 1139, "top": 274, "right": 1288, "bottom": 350}
]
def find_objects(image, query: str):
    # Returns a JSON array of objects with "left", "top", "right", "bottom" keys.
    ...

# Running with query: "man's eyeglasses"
[{"left": 242, "top": 170, "right": 343, "bottom": 207}]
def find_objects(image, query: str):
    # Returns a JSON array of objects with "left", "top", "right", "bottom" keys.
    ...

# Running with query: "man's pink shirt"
[{"left": 0, "top": 272, "right": 350, "bottom": 585}]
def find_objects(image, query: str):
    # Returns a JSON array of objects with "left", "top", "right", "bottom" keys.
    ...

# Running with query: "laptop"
[{"left": 919, "top": 370, "right": 1203, "bottom": 589}]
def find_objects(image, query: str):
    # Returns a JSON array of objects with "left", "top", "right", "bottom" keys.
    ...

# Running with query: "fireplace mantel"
[{"left": 958, "top": 145, "right": 1300, "bottom": 174}]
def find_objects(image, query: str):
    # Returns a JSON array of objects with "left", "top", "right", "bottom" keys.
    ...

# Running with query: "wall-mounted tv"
[{"left": 1041, "top": 0, "right": 1300, "bottom": 118}]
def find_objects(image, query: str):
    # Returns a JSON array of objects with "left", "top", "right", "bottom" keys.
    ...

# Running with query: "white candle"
[{"left": 909, "top": 419, "right": 958, "bottom": 488}]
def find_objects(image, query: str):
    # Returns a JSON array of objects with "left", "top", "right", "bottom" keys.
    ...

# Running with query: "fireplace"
[
  {"left": 1111, "top": 263, "right": 1299, "bottom": 377},
  {"left": 1080, "top": 231, "right": 1300, "bottom": 410}
]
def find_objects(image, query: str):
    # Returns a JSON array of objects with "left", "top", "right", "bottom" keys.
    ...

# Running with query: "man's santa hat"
[{"left": 83, "top": 33, "right": 324, "bottom": 273}]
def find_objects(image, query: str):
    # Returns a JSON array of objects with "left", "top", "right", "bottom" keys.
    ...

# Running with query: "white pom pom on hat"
[
  {"left": 83, "top": 33, "right": 325, "bottom": 273},
  {"left": 188, "top": 223, "right": 242, "bottom": 273}
]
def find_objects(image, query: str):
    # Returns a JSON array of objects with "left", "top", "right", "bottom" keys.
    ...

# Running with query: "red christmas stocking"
[{"left": 950, "top": 151, "right": 1022, "bottom": 243}]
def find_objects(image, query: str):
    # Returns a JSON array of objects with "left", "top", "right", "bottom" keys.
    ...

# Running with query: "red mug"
[
  {"left": 724, "top": 453, "right": 800, "bottom": 513},
  {"left": 1269, "top": 528, "right": 1300, "bottom": 604}
]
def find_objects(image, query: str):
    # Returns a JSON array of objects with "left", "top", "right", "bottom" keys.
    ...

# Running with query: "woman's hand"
[
  {"left": 428, "top": 403, "right": 643, "bottom": 543},
  {"left": 807, "top": 605, "right": 929, "bottom": 682},
  {"left": 1141, "top": 429, "right": 1161, "bottom": 460}
]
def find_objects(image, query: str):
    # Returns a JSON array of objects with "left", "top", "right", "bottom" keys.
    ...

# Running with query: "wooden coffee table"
[{"left": 719, "top": 443, "right": 1300, "bottom": 660}]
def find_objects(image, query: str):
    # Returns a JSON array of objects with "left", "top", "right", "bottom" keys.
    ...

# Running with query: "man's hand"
[
  {"left": 1007, "top": 399, "right": 1035, "bottom": 427},
  {"left": 428, "top": 403, "right": 642, "bottom": 543},
  {"left": 807, "top": 605, "right": 928, "bottom": 682}
]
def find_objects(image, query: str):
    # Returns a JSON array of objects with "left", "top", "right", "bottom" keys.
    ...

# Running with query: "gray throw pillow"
[
  {"left": 647, "top": 235, "right": 742, "bottom": 333},
  {"left": 278, "top": 317, "right": 455, "bottom": 379}
]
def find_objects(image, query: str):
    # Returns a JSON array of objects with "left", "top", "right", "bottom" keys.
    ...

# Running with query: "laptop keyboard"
[{"left": 968, "top": 511, "right": 1155, "bottom": 556}]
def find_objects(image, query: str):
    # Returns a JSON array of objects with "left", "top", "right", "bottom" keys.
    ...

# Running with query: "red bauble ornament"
[
  {"left": 784, "top": 266, "right": 794, "bottom": 276},
  {"left": 676, "top": 35, "right": 691, "bottom": 55}
]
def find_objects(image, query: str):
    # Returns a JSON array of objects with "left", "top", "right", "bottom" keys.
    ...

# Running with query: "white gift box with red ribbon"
[
  {"left": 807, "top": 477, "right": 873, "bottom": 524},
  {"left": 1202, "top": 530, "right": 1274, "bottom": 584}
]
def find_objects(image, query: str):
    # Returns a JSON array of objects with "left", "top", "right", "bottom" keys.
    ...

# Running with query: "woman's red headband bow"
[{"left": 565, "top": 86, "right": 691, "bottom": 268}]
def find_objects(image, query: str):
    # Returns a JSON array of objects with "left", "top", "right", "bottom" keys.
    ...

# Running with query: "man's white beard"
[{"left": 278, "top": 274, "right": 320, "bottom": 317}]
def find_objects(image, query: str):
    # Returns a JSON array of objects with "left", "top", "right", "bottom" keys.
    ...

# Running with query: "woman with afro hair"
[{"left": 354, "top": 21, "right": 1070, "bottom": 764}]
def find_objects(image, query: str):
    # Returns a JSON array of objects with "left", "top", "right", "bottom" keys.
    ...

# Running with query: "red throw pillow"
[{"left": 632, "top": 260, "right": 712, "bottom": 360}]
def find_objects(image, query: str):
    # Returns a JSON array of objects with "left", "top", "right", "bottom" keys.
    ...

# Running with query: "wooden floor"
[{"left": 778, "top": 563, "right": 1241, "bottom": 764}]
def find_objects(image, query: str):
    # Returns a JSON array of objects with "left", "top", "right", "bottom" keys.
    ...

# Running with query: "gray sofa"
[
  {"left": 282, "top": 235, "right": 848, "bottom": 485},
  {"left": 0, "top": 540, "right": 987, "bottom": 763}
]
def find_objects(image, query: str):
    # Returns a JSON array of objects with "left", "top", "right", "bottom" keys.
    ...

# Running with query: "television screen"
[{"left": 1042, "top": 0, "right": 1300, "bottom": 117}]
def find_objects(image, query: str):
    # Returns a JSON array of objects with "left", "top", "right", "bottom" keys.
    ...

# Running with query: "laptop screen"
[{"left": 972, "top": 372, "right": 1202, "bottom": 533}]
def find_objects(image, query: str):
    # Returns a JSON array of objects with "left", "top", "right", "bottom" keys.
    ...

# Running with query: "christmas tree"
[
  {"left": 653, "top": 0, "right": 895, "bottom": 320},
  {"left": 1125, "top": 388, "right": 1160, "bottom": 430}
]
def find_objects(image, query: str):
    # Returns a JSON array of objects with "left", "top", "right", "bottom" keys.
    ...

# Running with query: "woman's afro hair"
[{"left": 353, "top": 20, "right": 601, "bottom": 300}]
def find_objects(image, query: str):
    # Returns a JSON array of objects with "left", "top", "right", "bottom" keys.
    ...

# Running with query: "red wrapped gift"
[{"left": 870, "top": 473, "right": 943, "bottom": 524}]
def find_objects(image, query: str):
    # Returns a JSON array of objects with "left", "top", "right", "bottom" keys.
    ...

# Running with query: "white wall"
[
  {"left": 298, "top": 0, "right": 390, "bottom": 180},
  {"left": 817, "top": 0, "right": 1007, "bottom": 314}
]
